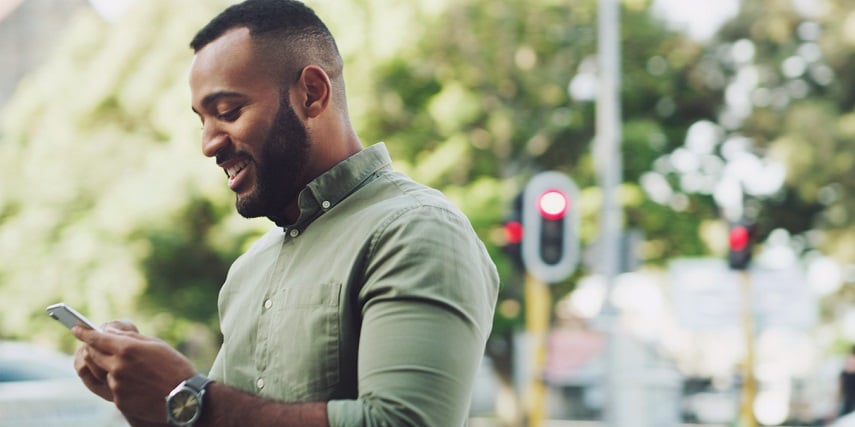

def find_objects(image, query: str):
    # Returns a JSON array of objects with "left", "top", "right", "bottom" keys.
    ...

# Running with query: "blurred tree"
[
  {"left": 651, "top": 0, "right": 855, "bottom": 250},
  {"left": 0, "top": 0, "right": 241, "bottom": 353},
  {"left": 645, "top": 2, "right": 855, "bottom": 270},
  {"left": 0, "top": 0, "right": 772, "bottom": 376},
  {"left": 685, "top": 0, "right": 855, "bottom": 330}
]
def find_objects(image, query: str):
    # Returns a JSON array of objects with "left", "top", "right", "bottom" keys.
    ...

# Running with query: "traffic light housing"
[
  {"left": 728, "top": 222, "right": 753, "bottom": 270},
  {"left": 502, "top": 194, "right": 525, "bottom": 271},
  {"left": 521, "top": 171, "right": 580, "bottom": 283}
]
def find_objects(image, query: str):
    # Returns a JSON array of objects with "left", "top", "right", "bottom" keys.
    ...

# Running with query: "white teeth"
[{"left": 226, "top": 159, "right": 250, "bottom": 178}]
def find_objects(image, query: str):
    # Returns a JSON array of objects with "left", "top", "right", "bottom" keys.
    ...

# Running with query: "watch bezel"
[
  {"left": 165, "top": 375, "right": 211, "bottom": 427},
  {"left": 167, "top": 388, "right": 202, "bottom": 425}
]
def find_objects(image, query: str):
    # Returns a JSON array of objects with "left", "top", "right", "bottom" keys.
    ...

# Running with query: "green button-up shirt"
[{"left": 209, "top": 143, "right": 499, "bottom": 426}]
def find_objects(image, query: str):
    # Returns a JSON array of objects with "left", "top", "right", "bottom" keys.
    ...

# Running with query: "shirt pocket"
[{"left": 265, "top": 281, "right": 342, "bottom": 402}]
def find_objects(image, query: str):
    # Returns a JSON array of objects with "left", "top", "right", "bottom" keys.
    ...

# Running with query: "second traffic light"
[
  {"left": 521, "top": 171, "right": 580, "bottom": 284},
  {"left": 728, "top": 222, "right": 754, "bottom": 270}
]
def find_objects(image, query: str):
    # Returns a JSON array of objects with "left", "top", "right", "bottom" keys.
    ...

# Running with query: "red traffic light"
[
  {"left": 522, "top": 171, "right": 580, "bottom": 283},
  {"left": 537, "top": 189, "right": 569, "bottom": 220},
  {"left": 504, "top": 220, "right": 524, "bottom": 244},
  {"left": 729, "top": 225, "right": 750, "bottom": 251}
]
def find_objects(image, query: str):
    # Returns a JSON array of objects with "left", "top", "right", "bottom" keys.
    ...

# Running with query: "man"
[{"left": 72, "top": 0, "right": 499, "bottom": 426}]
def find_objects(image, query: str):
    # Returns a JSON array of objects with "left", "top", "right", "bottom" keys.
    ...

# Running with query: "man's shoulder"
[
  {"left": 354, "top": 171, "right": 483, "bottom": 241},
  {"left": 371, "top": 170, "right": 458, "bottom": 211}
]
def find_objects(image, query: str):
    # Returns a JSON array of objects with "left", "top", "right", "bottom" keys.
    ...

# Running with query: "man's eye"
[{"left": 217, "top": 108, "right": 241, "bottom": 121}]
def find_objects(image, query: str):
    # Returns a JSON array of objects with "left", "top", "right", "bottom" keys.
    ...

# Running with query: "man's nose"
[{"left": 201, "top": 121, "right": 227, "bottom": 158}]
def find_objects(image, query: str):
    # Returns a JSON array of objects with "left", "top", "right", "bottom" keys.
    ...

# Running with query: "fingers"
[
  {"left": 73, "top": 344, "right": 113, "bottom": 401},
  {"left": 72, "top": 327, "right": 127, "bottom": 377},
  {"left": 104, "top": 319, "right": 139, "bottom": 333},
  {"left": 72, "top": 324, "right": 137, "bottom": 354},
  {"left": 78, "top": 365, "right": 114, "bottom": 401},
  {"left": 72, "top": 319, "right": 140, "bottom": 341},
  {"left": 83, "top": 347, "right": 109, "bottom": 382},
  {"left": 74, "top": 342, "right": 108, "bottom": 384},
  {"left": 74, "top": 345, "right": 96, "bottom": 376},
  {"left": 71, "top": 324, "right": 100, "bottom": 344}
]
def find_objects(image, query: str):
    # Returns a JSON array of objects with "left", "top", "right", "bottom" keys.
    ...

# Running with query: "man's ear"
[{"left": 297, "top": 65, "right": 331, "bottom": 118}]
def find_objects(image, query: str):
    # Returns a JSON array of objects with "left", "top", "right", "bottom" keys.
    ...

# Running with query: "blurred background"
[{"left": 1, "top": 0, "right": 854, "bottom": 426}]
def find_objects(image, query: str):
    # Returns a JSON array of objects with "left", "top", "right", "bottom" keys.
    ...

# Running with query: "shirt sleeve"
[{"left": 327, "top": 204, "right": 499, "bottom": 427}]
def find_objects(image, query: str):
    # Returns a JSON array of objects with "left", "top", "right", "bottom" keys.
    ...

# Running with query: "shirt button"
[
  {"left": 256, "top": 378, "right": 265, "bottom": 390},
  {"left": 263, "top": 299, "right": 272, "bottom": 310},
  {"left": 321, "top": 201, "right": 331, "bottom": 209},
  {"left": 289, "top": 229, "right": 300, "bottom": 238}
]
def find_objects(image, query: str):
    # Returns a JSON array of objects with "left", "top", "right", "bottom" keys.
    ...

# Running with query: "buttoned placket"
[{"left": 254, "top": 232, "right": 294, "bottom": 394}]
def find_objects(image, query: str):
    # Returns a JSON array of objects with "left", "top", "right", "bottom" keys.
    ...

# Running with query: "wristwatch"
[{"left": 165, "top": 374, "right": 213, "bottom": 426}]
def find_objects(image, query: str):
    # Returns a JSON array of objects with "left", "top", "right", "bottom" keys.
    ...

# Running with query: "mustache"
[{"left": 216, "top": 149, "right": 252, "bottom": 166}]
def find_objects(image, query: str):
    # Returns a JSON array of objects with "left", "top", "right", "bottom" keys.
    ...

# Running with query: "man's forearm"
[
  {"left": 198, "top": 382, "right": 328, "bottom": 427},
  {"left": 125, "top": 417, "right": 166, "bottom": 427}
]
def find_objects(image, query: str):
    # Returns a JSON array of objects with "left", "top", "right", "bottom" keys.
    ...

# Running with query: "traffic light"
[
  {"left": 502, "top": 194, "right": 524, "bottom": 271},
  {"left": 728, "top": 222, "right": 753, "bottom": 270},
  {"left": 521, "top": 171, "right": 580, "bottom": 283}
]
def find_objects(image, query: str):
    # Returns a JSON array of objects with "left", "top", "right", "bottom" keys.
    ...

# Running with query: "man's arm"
[
  {"left": 124, "top": 418, "right": 167, "bottom": 427},
  {"left": 73, "top": 326, "right": 329, "bottom": 427},
  {"left": 326, "top": 205, "right": 499, "bottom": 426},
  {"left": 198, "top": 384, "right": 327, "bottom": 427}
]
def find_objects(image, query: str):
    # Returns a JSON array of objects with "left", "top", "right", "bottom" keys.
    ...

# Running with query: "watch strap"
[{"left": 183, "top": 374, "right": 213, "bottom": 393}]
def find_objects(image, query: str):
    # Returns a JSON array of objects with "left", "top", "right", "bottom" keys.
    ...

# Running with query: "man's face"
[
  {"left": 189, "top": 27, "right": 311, "bottom": 219},
  {"left": 233, "top": 96, "right": 310, "bottom": 218}
]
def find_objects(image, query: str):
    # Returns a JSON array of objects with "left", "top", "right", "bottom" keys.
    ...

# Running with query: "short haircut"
[{"left": 190, "top": 0, "right": 344, "bottom": 97}]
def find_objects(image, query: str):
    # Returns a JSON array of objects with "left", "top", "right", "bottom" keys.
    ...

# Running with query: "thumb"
[{"left": 103, "top": 319, "right": 139, "bottom": 333}]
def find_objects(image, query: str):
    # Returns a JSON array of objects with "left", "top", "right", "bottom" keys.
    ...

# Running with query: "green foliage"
[
  {"left": 0, "top": 0, "right": 246, "bottom": 352},
  {"left": 136, "top": 199, "right": 230, "bottom": 329},
  {"left": 703, "top": 0, "right": 855, "bottom": 258},
  {"left": 10, "top": 0, "right": 848, "bottom": 361}
]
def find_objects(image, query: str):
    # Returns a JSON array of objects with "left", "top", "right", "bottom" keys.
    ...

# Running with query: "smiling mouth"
[{"left": 225, "top": 158, "right": 250, "bottom": 179}]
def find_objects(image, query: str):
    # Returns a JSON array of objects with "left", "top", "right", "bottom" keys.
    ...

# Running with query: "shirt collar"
[{"left": 275, "top": 143, "right": 392, "bottom": 230}]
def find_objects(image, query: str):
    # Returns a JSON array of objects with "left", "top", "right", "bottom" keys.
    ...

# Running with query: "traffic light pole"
[
  {"left": 525, "top": 274, "right": 551, "bottom": 427},
  {"left": 738, "top": 270, "right": 758, "bottom": 427},
  {"left": 728, "top": 223, "right": 757, "bottom": 426},
  {"left": 596, "top": 0, "right": 631, "bottom": 426},
  {"left": 517, "top": 171, "right": 580, "bottom": 425}
]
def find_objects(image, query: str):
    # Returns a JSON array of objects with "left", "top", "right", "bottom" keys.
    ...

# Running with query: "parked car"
[
  {"left": 0, "top": 340, "right": 128, "bottom": 427},
  {"left": 832, "top": 412, "right": 855, "bottom": 427}
]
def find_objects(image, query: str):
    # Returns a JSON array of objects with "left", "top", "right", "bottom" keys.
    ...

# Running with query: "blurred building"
[{"left": 0, "top": 0, "right": 87, "bottom": 108}]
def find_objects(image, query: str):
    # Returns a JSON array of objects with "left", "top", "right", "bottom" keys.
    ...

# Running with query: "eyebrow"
[{"left": 191, "top": 91, "right": 244, "bottom": 115}]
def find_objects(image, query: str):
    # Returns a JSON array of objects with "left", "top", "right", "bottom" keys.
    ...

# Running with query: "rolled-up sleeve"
[{"left": 327, "top": 204, "right": 499, "bottom": 427}]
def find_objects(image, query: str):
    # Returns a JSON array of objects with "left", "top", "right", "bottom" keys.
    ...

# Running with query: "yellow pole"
[
  {"left": 738, "top": 269, "right": 757, "bottom": 427},
  {"left": 525, "top": 274, "right": 551, "bottom": 427}
]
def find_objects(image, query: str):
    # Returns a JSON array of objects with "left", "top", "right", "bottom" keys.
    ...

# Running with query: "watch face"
[{"left": 167, "top": 389, "right": 200, "bottom": 423}]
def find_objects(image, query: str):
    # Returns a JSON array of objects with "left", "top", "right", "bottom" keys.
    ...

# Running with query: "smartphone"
[{"left": 46, "top": 302, "right": 102, "bottom": 332}]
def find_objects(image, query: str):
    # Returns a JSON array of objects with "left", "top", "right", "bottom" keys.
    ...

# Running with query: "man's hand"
[
  {"left": 72, "top": 321, "right": 196, "bottom": 423},
  {"left": 73, "top": 320, "right": 138, "bottom": 402}
]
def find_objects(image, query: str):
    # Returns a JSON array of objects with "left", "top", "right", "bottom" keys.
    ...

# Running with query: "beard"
[{"left": 235, "top": 95, "right": 311, "bottom": 220}]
